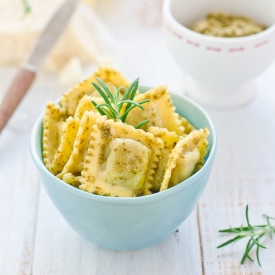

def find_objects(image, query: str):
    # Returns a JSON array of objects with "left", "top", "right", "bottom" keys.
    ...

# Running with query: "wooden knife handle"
[{"left": 0, "top": 68, "right": 36, "bottom": 133}]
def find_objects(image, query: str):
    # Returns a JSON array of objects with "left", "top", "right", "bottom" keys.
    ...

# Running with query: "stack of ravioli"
[{"left": 43, "top": 67, "right": 209, "bottom": 197}]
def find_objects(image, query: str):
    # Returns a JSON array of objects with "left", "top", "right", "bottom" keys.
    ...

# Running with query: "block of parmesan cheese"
[{"left": 0, "top": 0, "right": 117, "bottom": 74}]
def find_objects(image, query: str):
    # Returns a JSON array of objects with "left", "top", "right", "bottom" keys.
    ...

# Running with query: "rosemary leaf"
[
  {"left": 128, "top": 79, "right": 139, "bottom": 101},
  {"left": 92, "top": 101, "right": 106, "bottom": 116},
  {"left": 113, "top": 87, "right": 122, "bottom": 107},
  {"left": 246, "top": 205, "right": 254, "bottom": 232},
  {"left": 120, "top": 99, "right": 150, "bottom": 122},
  {"left": 264, "top": 214, "right": 275, "bottom": 221},
  {"left": 118, "top": 100, "right": 144, "bottom": 110},
  {"left": 219, "top": 225, "right": 266, "bottom": 233},
  {"left": 120, "top": 85, "right": 132, "bottom": 102},
  {"left": 96, "top": 77, "right": 115, "bottom": 103},
  {"left": 256, "top": 244, "right": 261, "bottom": 266},
  {"left": 22, "top": 0, "right": 31, "bottom": 17},
  {"left": 217, "top": 235, "right": 243, "bottom": 248},
  {"left": 135, "top": 120, "right": 150, "bottom": 129},
  {"left": 240, "top": 238, "right": 254, "bottom": 264},
  {"left": 95, "top": 103, "right": 117, "bottom": 118},
  {"left": 92, "top": 82, "right": 112, "bottom": 106},
  {"left": 92, "top": 102, "right": 115, "bottom": 119},
  {"left": 251, "top": 237, "right": 266, "bottom": 249},
  {"left": 137, "top": 99, "right": 151, "bottom": 105},
  {"left": 97, "top": 107, "right": 115, "bottom": 119},
  {"left": 124, "top": 79, "right": 139, "bottom": 113},
  {"left": 120, "top": 104, "right": 139, "bottom": 122}
]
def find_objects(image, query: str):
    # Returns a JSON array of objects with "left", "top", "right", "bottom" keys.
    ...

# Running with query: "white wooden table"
[{"left": 1, "top": 1, "right": 275, "bottom": 274}]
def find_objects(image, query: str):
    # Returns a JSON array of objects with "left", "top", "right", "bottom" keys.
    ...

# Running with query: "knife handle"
[{"left": 0, "top": 68, "right": 36, "bottom": 133}]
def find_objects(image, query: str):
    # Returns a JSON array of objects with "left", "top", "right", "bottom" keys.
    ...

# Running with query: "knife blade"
[{"left": 0, "top": 0, "right": 78, "bottom": 133}]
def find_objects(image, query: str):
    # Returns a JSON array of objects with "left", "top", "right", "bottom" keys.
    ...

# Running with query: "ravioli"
[
  {"left": 79, "top": 117, "right": 163, "bottom": 197},
  {"left": 178, "top": 114, "right": 195, "bottom": 134},
  {"left": 50, "top": 117, "right": 80, "bottom": 175},
  {"left": 126, "top": 86, "right": 184, "bottom": 135},
  {"left": 74, "top": 95, "right": 104, "bottom": 119},
  {"left": 60, "top": 66, "right": 132, "bottom": 116},
  {"left": 42, "top": 102, "right": 67, "bottom": 172},
  {"left": 148, "top": 127, "right": 182, "bottom": 192},
  {"left": 59, "top": 111, "right": 100, "bottom": 186},
  {"left": 160, "top": 128, "right": 209, "bottom": 191},
  {"left": 42, "top": 67, "right": 211, "bottom": 197},
  {"left": 61, "top": 173, "right": 81, "bottom": 188}
]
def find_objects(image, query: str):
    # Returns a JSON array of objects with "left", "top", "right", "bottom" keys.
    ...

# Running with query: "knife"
[{"left": 0, "top": 0, "right": 78, "bottom": 133}]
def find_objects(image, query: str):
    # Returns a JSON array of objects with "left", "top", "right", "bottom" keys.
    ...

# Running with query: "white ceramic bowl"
[{"left": 163, "top": 0, "right": 275, "bottom": 107}]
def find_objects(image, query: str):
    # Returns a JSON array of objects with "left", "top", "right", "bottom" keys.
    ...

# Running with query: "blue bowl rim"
[{"left": 30, "top": 91, "right": 217, "bottom": 205}]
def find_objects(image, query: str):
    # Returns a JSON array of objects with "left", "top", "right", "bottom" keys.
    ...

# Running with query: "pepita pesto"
[{"left": 190, "top": 11, "right": 267, "bottom": 37}]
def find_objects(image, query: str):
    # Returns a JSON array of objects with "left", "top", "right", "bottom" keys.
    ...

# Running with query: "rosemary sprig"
[
  {"left": 91, "top": 78, "right": 150, "bottom": 128},
  {"left": 217, "top": 205, "right": 275, "bottom": 266},
  {"left": 22, "top": 0, "right": 32, "bottom": 17}
]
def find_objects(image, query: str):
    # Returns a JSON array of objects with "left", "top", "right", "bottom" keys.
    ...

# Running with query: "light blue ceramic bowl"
[{"left": 30, "top": 88, "right": 217, "bottom": 251}]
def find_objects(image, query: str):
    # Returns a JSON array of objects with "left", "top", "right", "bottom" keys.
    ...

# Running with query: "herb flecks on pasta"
[
  {"left": 148, "top": 127, "right": 183, "bottom": 192},
  {"left": 58, "top": 111, "right": 101, "bottom": 187},
  {"left": 74, "top": 95, "right": 104, "bottom": 119},
  {"left": 43, "top": 102, "right": 67, "bottom": 172},
  {"left": 160, "top": 128, "right": 209, "bottom": 191},
  {"left": 42, "top": 67, "right": 210, "bottom": 197},
  {"left": 50, "top": 116, "right": 80, "bottom": 175},
  {"left": 79, "top": 117, "right": 163, "bottom": 197},
  {"left": 126, "top": 86, "right": 185, "bottom": 135}
]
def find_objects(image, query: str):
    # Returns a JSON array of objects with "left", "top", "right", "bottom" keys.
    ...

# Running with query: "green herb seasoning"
[
  {"left": 190, "top": 11, "right": 267, "bottom": 37},
  {"left": 22, "top": 0, "right": 32, "bottom": 17},
  {"left": 91, "top": 77, "right": 150, "bottom": 129}
]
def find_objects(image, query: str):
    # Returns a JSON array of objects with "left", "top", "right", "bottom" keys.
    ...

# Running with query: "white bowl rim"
[
  {"left": 30, "top": 91, "right": 217, "bottom": 205},
  {"left": 163, "top": 0, "right": 275, "bottom": 44}
]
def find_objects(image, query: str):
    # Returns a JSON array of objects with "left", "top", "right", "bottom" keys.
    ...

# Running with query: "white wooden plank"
[
  {"left": 0, "top": 69, "right": 64, "bottom": 275},
  {"left": 0, "top": 119, "right": 41, "bottom": 275},
  {"left": 32, "top": 186, "right": 202, "bottom": 275},
  {"left": 197, "top": 61, "right": 275, "bottom": 275},
  {"left": 0, "top": 68, "right": 40, "bottom": 275}
]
